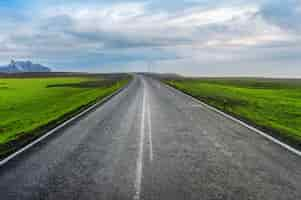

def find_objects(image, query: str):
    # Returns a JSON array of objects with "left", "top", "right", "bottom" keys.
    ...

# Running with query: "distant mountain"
[{"left": 0, "top": 60, "right": 51, "bottom": 73}]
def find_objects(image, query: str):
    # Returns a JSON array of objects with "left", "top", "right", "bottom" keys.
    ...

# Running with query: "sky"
[{"left": 0, "top": 0, "right": 300, "bottom": 77}]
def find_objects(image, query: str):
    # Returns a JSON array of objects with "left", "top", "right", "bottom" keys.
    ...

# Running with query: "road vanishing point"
[{"left": 0, "top": 75, "right": 301, "bottom": 200}]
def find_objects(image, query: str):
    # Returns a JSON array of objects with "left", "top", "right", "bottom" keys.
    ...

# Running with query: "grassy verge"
[
  {"left": 164, "top": 78, "right": 301, "bottom": 148},
  {"left": 0, "top": 74, "right": 130, "bottom": 158}
]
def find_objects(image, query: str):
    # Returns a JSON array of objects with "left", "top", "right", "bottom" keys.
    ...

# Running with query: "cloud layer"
[{"left": 0, "top": 0, "right": 301, "bottom": 76}]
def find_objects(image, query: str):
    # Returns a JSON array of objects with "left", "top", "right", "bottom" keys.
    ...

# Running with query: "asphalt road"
[{"left": 0, "top": 75, "right": 301, "bottom": 200}]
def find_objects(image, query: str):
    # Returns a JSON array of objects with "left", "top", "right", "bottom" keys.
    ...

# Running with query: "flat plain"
[
  {"left": 165, "top": 77, "right": 301, "bottom": 147},
  {"left": 0, "top": 73, "right": 129, "bottom": 157}
]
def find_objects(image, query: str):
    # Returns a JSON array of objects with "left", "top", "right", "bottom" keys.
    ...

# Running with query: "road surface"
[{"left": 0, "top": 75, "right": 301, "bottom": 200}]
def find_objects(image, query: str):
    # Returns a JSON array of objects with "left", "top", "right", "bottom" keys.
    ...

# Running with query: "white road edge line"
[
  {"left": 147, "top": 92, "right": 153, "bottom": 162},
  {"left": 134, "top": 85, "right": 146, "bottom": 200},
  {"left": 0, "top": 81, "right": 131, "bottom": 167},
  {"left": 163, "top": 82, "right": 301, "bottom": 157}
]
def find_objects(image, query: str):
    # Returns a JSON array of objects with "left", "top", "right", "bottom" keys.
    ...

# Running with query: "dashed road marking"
[
  {"left": 134, "top": 85, "right": 146, "bottom": 200},
  {"left": 147, "top": 97, "right": 153, "bottom": 162}
]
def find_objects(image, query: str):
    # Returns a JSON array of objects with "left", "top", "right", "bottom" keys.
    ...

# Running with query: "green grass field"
[
  {"left": 0, "top": 75, "right": 129, "bottom": 157},
  {"left": 165, "top": 78, "right": 301, "bottom": 147}
]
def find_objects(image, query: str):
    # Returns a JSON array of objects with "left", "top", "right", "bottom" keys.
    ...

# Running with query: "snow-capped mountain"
[{"left": 0, "top": 60, "right": 51, "bottom": 73}]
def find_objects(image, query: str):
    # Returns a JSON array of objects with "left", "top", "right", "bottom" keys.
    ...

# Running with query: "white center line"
[
  {"left": 134, "top": 85, "right": 146, "bottom": 200},
  {"left": 147, "top": 94, "right": 153, "bottom": 162}
]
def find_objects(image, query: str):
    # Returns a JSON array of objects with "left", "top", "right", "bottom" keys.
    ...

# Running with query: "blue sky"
[{"left": 0, "top": 0, "right": 301, "bottom": 76}]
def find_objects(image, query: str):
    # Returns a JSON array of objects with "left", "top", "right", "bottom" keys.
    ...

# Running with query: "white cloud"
[
  {"left": 0, "top": 0, "right": 300, "bottom": 76},
  {"left": 167, "top": 6, "right": 258, "bottom": 27}
]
